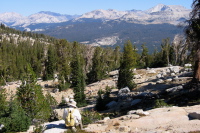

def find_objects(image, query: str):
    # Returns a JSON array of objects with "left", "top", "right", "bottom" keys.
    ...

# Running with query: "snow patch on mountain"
[
  {"left": 0, "top": 11, "right": 80, "bottom": 27},
  {"left": 28, "top": 13, "right": 63, "bottom": 23},
  {"left": 88, "top": 35, "right": 120, "bottom": 46},
  {"left": 146, "top": 4, "right": 173, "bottom": 13},
  {"left": 0, "top": 12, "right": 25, "bottom": 24},
  {"left": 78, "top": 9, "right": 127, "bottom": 20},
  {"left": 146, "top": 4, "right": 189, "bottom": 13},
  {"left": 76, "top": 4, "right": 190, "bottom": 25}
]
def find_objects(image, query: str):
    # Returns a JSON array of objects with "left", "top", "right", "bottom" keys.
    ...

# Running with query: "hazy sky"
[{"left": 1, "top": 0, "right": 193, "bottom": 16}]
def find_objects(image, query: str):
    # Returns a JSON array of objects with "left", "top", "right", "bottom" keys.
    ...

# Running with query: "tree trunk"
[{"left": 193, "top": 49, "right": 200, "bottom": 82}]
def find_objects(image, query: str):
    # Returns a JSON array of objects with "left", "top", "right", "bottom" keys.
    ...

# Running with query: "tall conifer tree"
[
  {"left": 117, "top": 40, "right": 137, "bottom": 89},
  {"left": 71, "top": 42, "right": 86, "bottom": 107},
  {"left": 87, "top": 47, "right": 107, "bottom": 83},
  {"left": 43, "top": 44, "right": 56, "bottom": 80}
]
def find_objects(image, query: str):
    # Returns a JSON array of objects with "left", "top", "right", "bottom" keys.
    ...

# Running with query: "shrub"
[
  {"left": 58, "top": 81, "right": 70, "bottom": 91},
  {"left": 153, "top": 99, "right": 170, "bottom": 108},
  {"left": 0, "top": 89, "right": 8, "bottom": 116},
  {"left": 0, "top": 99, "right": 31, "bottom": 132},
  {"left": 33, "top": 125, "right": 46, "bottom": 133},
  {"left": 95, "top": 87, "right": 113, "bottom": 111},
  {"left": 17, "top": 81, "right": 57, "bottom": 123},
  {"left": 81, "top": 110, "right": 102, "bottom": 125}
]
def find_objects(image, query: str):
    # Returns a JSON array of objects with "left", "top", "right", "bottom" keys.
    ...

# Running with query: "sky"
[{"left": 0, "top": 0, "right": 193, "bottom": 16}]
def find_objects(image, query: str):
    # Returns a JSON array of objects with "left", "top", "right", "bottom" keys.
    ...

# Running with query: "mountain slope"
[
  {"left": 0, "top": 4, "right": 190, "bottom": 51},
  {"left": 0, "top": 12, "right": 25, "bottom": 25},
  {"left": 74, "top": 4, "right": 190, "bottom": 25},
  {"left": 39, "top": 19, "right": 183, "bottom": 52}
]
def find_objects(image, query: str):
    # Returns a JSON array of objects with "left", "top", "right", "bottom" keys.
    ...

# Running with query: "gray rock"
[
  {"left": 169, "top": 66, "right": 180, "bottom": 73},
  {"left": 166, "top": 78, "right": 172, "bottom": 82},
  {"left": 103, "top": 117, "right": 110, "bottom": 121},
  {"left": 174, "top": 66, "right": 180, "bottom": 73},
  {"left": 177, "top": 85, "right": 183, "bottom": 89},
  {"left": 137, "top": 92, "right": 153, "bottom": 97},
  {"left": 189, "top": 112, "right": 200, "bottom": 120},
  {"left": 53, "top": 88, "right": 59, "bottom": 93},
  {"left": 171, "top": 73, "right": 176, "bottom": 76},
  {"left": 118, "top": 87, "right": 130, "bottom": 94},
  {"left": 156, "top": 73, "right": 162, "bottom": 78},
  {"left": 148, "top": 69, "right": 156, "bottom": 74},
  {"left": 127, "top": 110, "right": 137, "bottom": 115},
  {"left": 185, "top": 64, "right": 192, "bottom": 67},
  {"left": 156, "top": 79, "right": 164, "bottom": 84},
  {"left": 134, "top": 74, "right": 142, "bottom": 79},
  {"left": 136, "top": 109, "right": 150, "bottom": 116},
  {"left": 0, "top": 124, "right": 4, "bottom": 130},
  {"left": 162, "top": 71, "right": 167, "bottom": 76},
  {"left": 119, "top": 114, "right": 140, "bottom": 120},
  {"left": 106, "top": 101, "right": 118, "bottom": 109},
  {"left": 166, "top": 85, "right": 183, "bottom": 93},
  {"left": 127, "top": 109, "right": 149, "bottom": 116},
  {"left": 174, "top": 76, "right": 178, "bottom": 79},
  {"left": 131, "top": 99, "right": 142, "bottom": 106},
  {"left": 44, "top": 84, "right": 48, "bottom": 87}
]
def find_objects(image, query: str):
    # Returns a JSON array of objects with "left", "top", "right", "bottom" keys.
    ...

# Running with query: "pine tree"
[
  {"left": 3, "top": 99, "right": 31, "bottom": 132},
  {"left": 87, "top": 47, "right": 107, "bottom": 83},
  {"left": 16, "top": 64, "right": 56, "bottom": 122},
  {"left": 43, "top": 44, "right": 56, "bottom": 80},
  {"left": 185, "top": 0, "right": 200, "bottom": 82},
  {"left": 117, "top": 40, "right": 137, "bottom": 89},
  {"left": 56, "top": 39, "right": 72, "bottom": 84},
  {"left": 0, "top": 89, "right": 8, "bottom": 116},
  {"left": 0, "top": 91, "right": 30, "bottom": 132},
  {"left": 140, "top": 44, "right": 149, "bottom": 68},
  {"left": 71, "top": 42, "right": 86, "bottom": 107},
  {"left": 161, "top": 38, "right": 171, "bottom": 66},
  {"left": 113, "top": 46, "right": 121, "bottom": 69}
]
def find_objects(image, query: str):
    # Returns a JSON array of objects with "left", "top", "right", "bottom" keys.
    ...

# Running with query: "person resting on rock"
[{"left": 63, "top": 98, "right": 82, "bottom": 132}]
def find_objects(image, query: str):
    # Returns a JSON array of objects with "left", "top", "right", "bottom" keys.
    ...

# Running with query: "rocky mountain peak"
[
  {"left": 0, "top": 4, "right": 191, "bottom": 28},
  {"left": 146, "top": 4, "right": 189, "bottom": 13},
  {"left": 0, "top": 12, "right": 24, "bottom": 23},
  {"left": 147, "top": 4, "right": 172, "bottom": 13},
  {"left": 79, "top": 9, "right": 127, "bottom": 20}
]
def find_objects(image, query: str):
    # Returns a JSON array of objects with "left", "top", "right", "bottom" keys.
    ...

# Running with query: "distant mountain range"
[
  {"left": 0, "top": 4, "right": 191, "bottom": 52},
  {"left": 0, "top": 11, "right": 80, "bottom": 29}
]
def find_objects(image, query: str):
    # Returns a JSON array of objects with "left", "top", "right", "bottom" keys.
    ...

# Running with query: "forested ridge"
[
  {"left": 0, "top": 23, "right": 191, "bottom": 86},
  {"left": 0, "top": 23, "right": 121, "bottom": 85}
]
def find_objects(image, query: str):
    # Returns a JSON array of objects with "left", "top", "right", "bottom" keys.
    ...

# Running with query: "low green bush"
[
  {"left": 95, "top": 87, "right": 113, "bottom": 111},
  {"left": 81, "top": 110, "right": 102, "bottom": 125},
  {"left": 153, "top": 99, "right": 170, "bottom": 108}
]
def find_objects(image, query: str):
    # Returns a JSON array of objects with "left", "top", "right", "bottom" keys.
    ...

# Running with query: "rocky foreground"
[
  {"left": 84, "top": 105, "right": 200, "bottom": 133},
  {"left": 3, "top": 65, "right": 200, "bottom": 133},
  {"left": 29, "top": 105, "right": 200, "bottom": 133}
]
